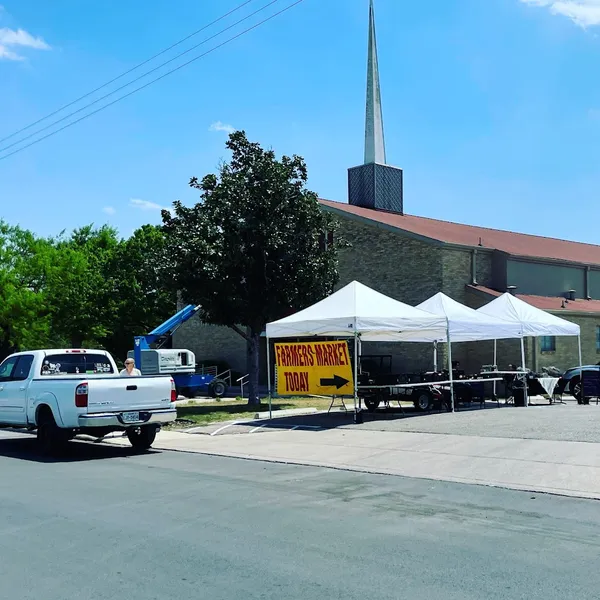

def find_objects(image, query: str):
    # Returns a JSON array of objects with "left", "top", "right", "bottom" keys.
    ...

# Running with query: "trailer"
[
  {"left": 358, "top": 355, "right": 486, "bottom": 412},
  {"left": 131, "top": 305, "right": 230, "bottom": 398}
]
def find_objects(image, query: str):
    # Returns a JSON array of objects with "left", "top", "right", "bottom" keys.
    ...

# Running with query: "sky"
[{"left": 1, "top": 0, "right": 600, "bottom": 243}]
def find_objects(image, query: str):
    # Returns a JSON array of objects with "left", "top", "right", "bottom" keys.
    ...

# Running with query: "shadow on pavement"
[
  {"left": 247, "top": 401, "right": 508, "bottom": 433},
  {"left": 0, "top": 434, "right": 158, "bottom": 463}
]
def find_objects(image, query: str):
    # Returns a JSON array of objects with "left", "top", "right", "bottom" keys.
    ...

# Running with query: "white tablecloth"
[{"left": 537, "top": 377, "right": 560, "bottom": 397}]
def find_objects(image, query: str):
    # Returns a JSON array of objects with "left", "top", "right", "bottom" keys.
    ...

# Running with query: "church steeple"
[
  {"left": 364, "top": 0, "right": 386, "bottom": 165},
  {"left": 348, "top": 0, "right": 404, "bottom": 215}
]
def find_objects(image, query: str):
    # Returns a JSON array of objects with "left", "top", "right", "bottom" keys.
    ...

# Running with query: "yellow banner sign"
[{"left": 274, "top": 341, "right": 354, "bottom": 396}]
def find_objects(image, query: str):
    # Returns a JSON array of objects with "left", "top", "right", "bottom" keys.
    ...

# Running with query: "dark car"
[{"left": 557, "top": 363, "right": 600, "bottom": 401}]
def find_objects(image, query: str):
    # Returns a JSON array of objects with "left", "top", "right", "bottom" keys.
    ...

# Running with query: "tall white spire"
[{"left": 364, "top": 0, "right": 386, "bottom": 165}]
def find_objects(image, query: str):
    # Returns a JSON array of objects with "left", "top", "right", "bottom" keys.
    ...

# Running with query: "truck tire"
[
  {"left": 36, "top": 408, "right": 68, "bottom": 455},
  {"left": 210, "top": 379, "right": 228, "bottom": 398},
  {"left": 127, "top": 426, "right": 157, "bottom": 451},
  {"left": 413, "top": 391, "right": 433, "bottom": 412}
]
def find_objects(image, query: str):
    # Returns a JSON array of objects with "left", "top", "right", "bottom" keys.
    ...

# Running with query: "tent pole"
[
  {"left": 520, "top": 337, "right": 528, "bottom": 407},
  {"left": 447, "top": 324, "right": 455, "bottom": 413},
  {"left": 266, "top": 336, "right": 272, "bottom": 420},
  {"left": 433, "top": 341, "right": 438, "bottom": 372},
  {"left": 493, "top": 339, "right": 497, "bottom": 397},
  {"left": 578, "top": 334, "right": 584, "bottom": 401},
  {"left": 353, "top": 331, "right": 359, "bottom": 417}
]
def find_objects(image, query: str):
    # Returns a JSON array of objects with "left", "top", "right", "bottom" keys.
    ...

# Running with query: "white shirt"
[{"left": 120, "top": 368, "right": 142, "bottom": 377}]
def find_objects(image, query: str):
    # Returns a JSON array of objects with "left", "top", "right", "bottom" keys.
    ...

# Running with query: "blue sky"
[{"left": 1, "top": 0, "right": 600, "bottom": 243}]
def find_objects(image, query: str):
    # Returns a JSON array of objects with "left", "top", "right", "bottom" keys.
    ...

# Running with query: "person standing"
[{"left": 120, "top": 358, "right": 142, "bottom": 376}]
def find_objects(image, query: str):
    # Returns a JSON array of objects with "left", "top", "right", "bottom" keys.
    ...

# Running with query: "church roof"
[
  {"left": 468, "top": 286, "right": 600, "bottom": 315},
  {"left": 320, "top": 199, "right": 600, "bottom": 266}
]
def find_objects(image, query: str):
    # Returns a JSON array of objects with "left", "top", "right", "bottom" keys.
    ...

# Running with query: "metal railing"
[
  {"left": 237, "top": 373, "right": 249, "bottom": 398},
  {"left": 217, "top": 369, "right": 232, "bottom": 386}
]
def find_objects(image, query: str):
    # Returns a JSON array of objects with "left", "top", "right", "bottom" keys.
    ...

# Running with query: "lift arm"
[{"left": 133, "top": 304, "right": 201, "bottom": 368}]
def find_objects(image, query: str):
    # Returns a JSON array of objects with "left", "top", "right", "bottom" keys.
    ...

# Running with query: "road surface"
[{"left": 1, "top": 430, "right": 599, "bottom": 599}]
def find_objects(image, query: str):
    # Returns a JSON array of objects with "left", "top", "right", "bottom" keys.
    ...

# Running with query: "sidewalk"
[{"left": 106, "top": 427, "right": 600, "bottom": 500}]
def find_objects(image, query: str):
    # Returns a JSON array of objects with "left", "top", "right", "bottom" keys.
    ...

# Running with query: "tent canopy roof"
[
  {"left": 266, "top": 281, "right": 448, "bottom": 341},
  {"left": 414, "top": 292, "right": 523, "bottom": 342},
  {"left": 477, "top": 292, "right": 580, "bottom": 337}
]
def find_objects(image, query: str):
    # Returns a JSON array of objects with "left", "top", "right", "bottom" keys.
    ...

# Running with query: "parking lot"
[{"left": 185, "top": 396, "right": 600, "bottom": 443}]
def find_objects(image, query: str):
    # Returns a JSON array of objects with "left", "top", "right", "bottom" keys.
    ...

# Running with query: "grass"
[{"left": 173, "top": 396, "right": 339, "bottom": 428}]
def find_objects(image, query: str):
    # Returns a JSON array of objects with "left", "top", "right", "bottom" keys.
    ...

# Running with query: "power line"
[
  {"left": 0, "top": 0, "right": 257, "bottom": 146},
  {"left": 0, "top": 0, "right": 281, "bottom": 155},
  {"left": 0, "top": 0, "right": 305, "bottom": 162}
]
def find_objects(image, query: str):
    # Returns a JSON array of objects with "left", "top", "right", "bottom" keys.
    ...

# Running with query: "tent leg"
[
  {"left": 266, "top": 336, "right": 272, "bottom": 420},
  {"left": 578, "top": 335, "right": 584, "bottom": 402},
  {"left": 353, "top": 332, "right": 362, "bottom": 423},
  {"left": 447, "top": 326, "right": 455, "bottom": 413},
  {"left": 493, "top": 339, "right": 497, "bottom": 397},
  {"left": 520, "top": 337, "right": 528, "bottom": 407},
  {"left": 433, "top": 341, "right": 438, "bottom": 372}
]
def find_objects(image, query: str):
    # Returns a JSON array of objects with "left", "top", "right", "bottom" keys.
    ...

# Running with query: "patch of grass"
[{"left": 174, "top": 396, "right": 337, "bottom": 427}]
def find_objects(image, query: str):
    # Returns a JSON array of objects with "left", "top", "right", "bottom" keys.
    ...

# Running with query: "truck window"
[
  {"left": 0, "top": 356, "right": 18, "bottom": 381},
  {"left": 40, "top": 354, "right": 114, "bottom": 376},
  {"left": 12, "top": 355, "right": 34, "bottom": 381}
]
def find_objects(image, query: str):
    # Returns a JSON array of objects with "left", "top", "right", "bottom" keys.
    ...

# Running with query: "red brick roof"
[
  {"left": 320, "top": 199, "right": 600, "bottom": 266},
  {"left": 469, "top": 285, "right": 600, "bottom": 314}
]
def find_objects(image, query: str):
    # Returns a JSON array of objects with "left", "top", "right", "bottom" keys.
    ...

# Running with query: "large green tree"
[
  {"left": 162, "top": 131, "right": 344, "bottom": 404},
  {"left": 44, "top": 225, "right": 121, "bottom": 348},
  {"left": 0, "top": 220, "right": 176, "bottom": 362},
  {"left": 0, "top": 221, "right": 51, "bottom": 358}
]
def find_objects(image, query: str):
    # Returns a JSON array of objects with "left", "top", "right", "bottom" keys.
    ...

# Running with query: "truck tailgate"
[{"left": 86, "top": 377, "right": 172, "bottom": 414}]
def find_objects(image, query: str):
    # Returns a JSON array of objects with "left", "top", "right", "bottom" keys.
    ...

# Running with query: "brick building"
[{"left": 174, "top": 0, "right": 600, "bottom": 382}]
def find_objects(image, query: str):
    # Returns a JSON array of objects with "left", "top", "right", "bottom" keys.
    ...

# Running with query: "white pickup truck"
[{"left": 0, "top": 349, "right": 177, "bottom": 453}]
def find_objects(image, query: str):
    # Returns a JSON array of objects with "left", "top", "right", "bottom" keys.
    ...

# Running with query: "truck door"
[{"left": 0, "top": 355, "right": 34, "bottom": 424}]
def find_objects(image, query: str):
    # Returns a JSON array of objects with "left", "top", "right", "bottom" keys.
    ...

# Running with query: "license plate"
[{"left": 122, "top": 411, "right": 140, "bottom": 423}]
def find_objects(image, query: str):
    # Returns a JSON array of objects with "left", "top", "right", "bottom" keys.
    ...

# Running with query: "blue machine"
[{"left": 133, "top": 305, "right": 229, "bottom": 398}]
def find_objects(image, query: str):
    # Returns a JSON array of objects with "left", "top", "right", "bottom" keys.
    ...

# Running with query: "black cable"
[
  {"left": 0, "top": 0, "right": 281, "bottom": 155},
  {"left": 0, "top": 0, "right": 257, "bottom": 145},
  {"left": 0, "top": 0, "right": 305, "bottom": 162}
]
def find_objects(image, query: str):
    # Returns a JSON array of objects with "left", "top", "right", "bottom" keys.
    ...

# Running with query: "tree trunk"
[{"left": 246, "top": 328, "right": 261, "bottom": 406}]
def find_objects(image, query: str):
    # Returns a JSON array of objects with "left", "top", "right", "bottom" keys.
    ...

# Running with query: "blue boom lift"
[{"left": 131, "top": 304, "right": 230, "bottom": 398}]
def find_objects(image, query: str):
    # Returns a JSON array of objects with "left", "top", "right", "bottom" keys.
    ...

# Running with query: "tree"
[
  {"left": 43, "top": 225, "right": 121, "bottom": 348},
  {"left": 162, "top": 131, "right": 345, "bottom": 404},
  {"left": 104, "top": 224, "right": 177, "bottom": 361},
  {"left": 0, "top": 221, "right": 51, "bottom": 359}
]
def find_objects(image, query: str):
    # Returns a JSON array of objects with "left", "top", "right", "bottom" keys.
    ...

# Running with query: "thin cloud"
[
  {"left": 209, "top": 121, "right": 235, "bottom": 134},
  {"left": 129, "top": 198, "right": 174, "bottom": 216},
  {"left": 520, "top": 0, "right": 600, "bottom": 27},
  {"left": 0, "top": 26, "right": 51, "bottom": 61},
  {"left": 102, "top": 206, "right": 116, "bottom": 216}
]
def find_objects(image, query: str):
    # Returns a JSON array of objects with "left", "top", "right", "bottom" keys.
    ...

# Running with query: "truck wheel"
[
  {"left": 413, "top": 392, "right": 433, "bottom": 412},
  {"left": 37, "top": 409, "right": 67, "bottom": 455},
  {"left": 364, "top": 397, "right": 380, "bottom": 412},
  {"left": 210, "top": 380, "right": 227, "bottom": 398},
  {"left": 127, "top": 426, "right": 157, "bottom": 451}
]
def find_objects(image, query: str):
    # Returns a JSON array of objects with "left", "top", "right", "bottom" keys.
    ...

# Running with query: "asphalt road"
[{"left": 1, "top": 430, "right": 600, "bottom": 600}]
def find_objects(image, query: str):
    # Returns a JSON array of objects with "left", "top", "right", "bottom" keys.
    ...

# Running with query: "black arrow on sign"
[{"left": 320, "top": 375, "right": 350, "bottom": 389}]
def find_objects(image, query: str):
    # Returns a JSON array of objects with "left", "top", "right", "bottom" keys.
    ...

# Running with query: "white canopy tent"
[
  {"left": 266, "top": 281, "right": 449, "bottom": 415},
  {"left": 266, "top": 281, "right": 448, "bottom": 340},
  {"left": 414, "top": 292, "right": 524, "bottom": 376},
  {"left": 477, "top": 293, "right": 582, "bottom": 406}
]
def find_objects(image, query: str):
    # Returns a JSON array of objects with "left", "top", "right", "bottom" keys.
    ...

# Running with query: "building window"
[
  {"left": 596, "top": 326, "right": 600, "bottom": 352},
  {"left": 540, "top": 336, "right": 556, "bottom": 353}
]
